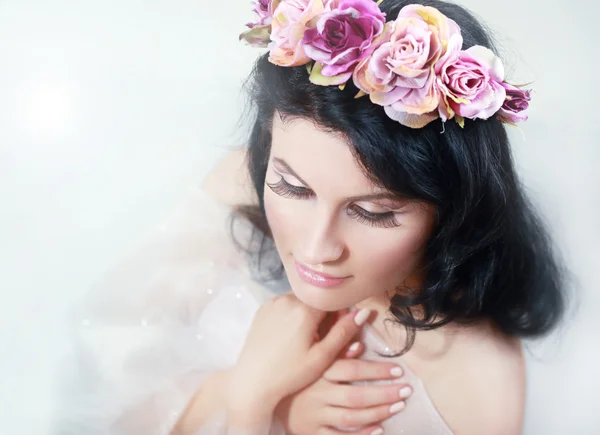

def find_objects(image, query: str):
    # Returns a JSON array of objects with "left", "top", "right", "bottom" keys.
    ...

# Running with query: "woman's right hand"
[
  {"left": 226, "top": 292, "right": 371, "bottom": 424},
  {"left": 275, "top": 345, "right": 413, "bottom": 435}
]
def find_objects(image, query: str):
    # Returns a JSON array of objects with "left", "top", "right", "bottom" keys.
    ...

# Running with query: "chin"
[{"left": 290, "top": 280, "right": 355, "bottom": 312}]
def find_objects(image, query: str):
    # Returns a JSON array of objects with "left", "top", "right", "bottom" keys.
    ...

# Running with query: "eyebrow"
[
  {"left": 273, "top": 157, "right": 310, "bottom": 186},
  {"left": 272, "top": 157, "right": 405, "bottom": 203}
]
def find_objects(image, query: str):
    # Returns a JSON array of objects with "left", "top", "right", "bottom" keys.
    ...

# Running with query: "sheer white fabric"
[
  {"left": 357, "top": 327, "right": 454, "bottom": 435},
  {"left": 54, "top": 188, "right": 453, "bottom": 435}
]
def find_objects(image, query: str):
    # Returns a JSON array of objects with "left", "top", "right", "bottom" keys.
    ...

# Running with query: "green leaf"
[
  {"left": 239, "top": 25, "right": 271, "bottom": 47},
  {"left": 455, "top": 115, "right": 465, "bottom": 128},
  {"left": 354, "top": 90, "right": 367, "bottom": 99}
]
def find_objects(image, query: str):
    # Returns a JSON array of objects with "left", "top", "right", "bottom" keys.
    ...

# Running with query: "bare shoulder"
[
  {"left": 422, "top": 321, "right": 526, "bottom": 435},
  {"left": 201, "top": 148, "right": 257, "bottom": 206}
]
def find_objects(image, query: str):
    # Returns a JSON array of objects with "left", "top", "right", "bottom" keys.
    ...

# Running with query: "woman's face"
[{"left": 264, "top": 114, "right": 437, "bottom": 311}]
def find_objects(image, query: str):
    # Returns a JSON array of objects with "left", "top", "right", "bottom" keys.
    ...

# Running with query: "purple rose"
[
  {"left": 497, "top": 82, "right": 531, "bottom": 124},
  {"left": 303, "top": 0, "right": 386, "bottom": 85},
  {"left": 241, "top": 0, "right": 279, "bottom": 47},
  {"left": 247, "top": 0, "right": 275, "bottom": 28}
]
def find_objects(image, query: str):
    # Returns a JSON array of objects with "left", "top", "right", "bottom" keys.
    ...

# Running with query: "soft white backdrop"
[{"left": 0, "top": 0, "right": 597, "bottom": 434}]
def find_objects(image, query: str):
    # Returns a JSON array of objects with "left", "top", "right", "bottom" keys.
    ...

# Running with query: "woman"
[{"left": 59, "top": 0, "right": 565, "bottom": 434}]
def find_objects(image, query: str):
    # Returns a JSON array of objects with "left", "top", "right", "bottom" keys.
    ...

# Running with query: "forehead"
[{"left": 271, "top": 114, "right": 381, "bottom": 194}]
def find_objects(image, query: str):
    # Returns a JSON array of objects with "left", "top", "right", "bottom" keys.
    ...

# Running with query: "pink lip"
[{"left": 294, "top": 261, "right": 350, "bottom": 289}]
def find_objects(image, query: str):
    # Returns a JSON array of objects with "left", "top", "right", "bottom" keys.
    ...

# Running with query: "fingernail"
[
  {"left": 390, "top": 366, "right": 403, "bottom": 377},
  {"left": 371, "top": 429, "right": 384, "bottom": 435},
  {"left": 399, "top": 386, "right": 412, "bottom": 398},
  {"left": 389, "top": 401, "right": 405, "bottom": 413},
  {"left": 353, "top": 308, "right": 370, "bottom": 326},
  {"left": 348, "top": 341, "right": 360, "bottom": 352}
]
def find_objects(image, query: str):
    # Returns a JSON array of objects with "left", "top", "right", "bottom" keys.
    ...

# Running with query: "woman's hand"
[
  {"left": 275, "top": 344, "right": 413, "bottom": 435},
  {"left": 226, "top": 292, "right": 371, "bottom": 425}
]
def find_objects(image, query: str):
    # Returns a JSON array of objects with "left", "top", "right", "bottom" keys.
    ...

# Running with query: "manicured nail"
[
  {"left": 389, "top": 401, "right": 406, "bottom": 413},
  {"left": 370, "top": 429, "right": 384, "bottom": 435},
  {"left": 353, "top": 308, "right": 370, "bottom": 326},
  {"left": 390, "top": 366, "right": 403, "bottom": 377},
  {"left": 348, "top": 341, "right": 360, "bottom": 352},
  {"left": 399, "top": 386, "right": 412, "bottom": 398}
]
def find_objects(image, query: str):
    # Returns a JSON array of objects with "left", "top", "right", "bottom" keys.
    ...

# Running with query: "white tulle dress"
[{"left": 54, "top": 188, "right": 454, "bottom": 435}]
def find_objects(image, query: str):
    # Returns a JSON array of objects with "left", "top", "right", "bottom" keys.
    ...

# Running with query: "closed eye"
[
  {"left": 347, "top": 205, "right": 399, "bottom": 228},
  {"left": 266, "top": 177, "right": 400, "bottom": 228},
  {"left": 266, "top": 177, "right": 313, "bottom": 199}
]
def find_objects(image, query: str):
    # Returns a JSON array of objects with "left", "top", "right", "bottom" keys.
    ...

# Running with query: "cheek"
[
  {"left": 350, "top": 228, "right": 429, "bottom": 288},
  {"left": 263, "top": 190, "right": 304, "bottom": 250},
  {"left": 370, "top": 239, "right": 421, "bottom": 279}
]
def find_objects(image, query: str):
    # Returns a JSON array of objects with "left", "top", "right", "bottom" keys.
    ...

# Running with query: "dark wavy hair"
[{"left": 233, "top": 0, "right": 567, "bottom": 351}]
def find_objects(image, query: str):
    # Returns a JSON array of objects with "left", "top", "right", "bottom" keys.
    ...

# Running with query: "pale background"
[{"left": 0, "top": 0, "right": 597, "bottom": 433}]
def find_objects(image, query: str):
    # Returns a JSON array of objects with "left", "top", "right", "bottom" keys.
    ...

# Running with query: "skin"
[
  {"left": 199, "top": 112, "right": 526, "bottom": 435},
  {"left": 173, "top": 300, "right": 405, "bottom": 435},
  {"left": 263, "top": 115, "right": 437, "bottom": 313}
]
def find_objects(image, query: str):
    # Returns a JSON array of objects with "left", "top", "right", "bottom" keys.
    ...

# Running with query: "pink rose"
[
  {"left": 269, "top": 0, "right": 326, "bottom": 67},
  {"left": 302, "top": 0, "right": 386, "bottom": 85},
  {"left": 323, "top": 0, "right": 343, "bottom": 8},
  {"left": 436, "top": 45, "right": 506, "bottom": 123},
  {"left": 497, "top": 82, "right": 531, "bottom": 124},
  {"left": 352, "top": 5, "right": 462, "bottom": 128},
  {"left": 397, "top": 3, "right": 459, "bottom": 44}
]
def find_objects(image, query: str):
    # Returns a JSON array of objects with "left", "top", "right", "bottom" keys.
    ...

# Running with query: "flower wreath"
[{"left": 240, "top": 0, "right": 531, "bottom": 129}]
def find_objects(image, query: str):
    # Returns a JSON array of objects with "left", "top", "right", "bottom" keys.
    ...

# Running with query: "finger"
[
  {"left": 324, "top": 359, "right": 405, "bottom": 382},
  {"left": 316, "top": 425, "right": 384, "bottom": 435},
  {"left": 334, "top": 308, "right": 350, "bottom": 322},
  {"left": 317, "top": 312, "right": 339, "bottom": 340},
  {"left": 309, "top": 308, "right": 371, "bottom": 369},
  {"left": 327, "top": 383, "right": 413, "bottom": 408},
  {"left": 327, "top": 400, "right": 407, "bottom": 429},
  {"left": 343, "top": 341, "right": 364, "bottom": 358},
  {"left": 337, "top": 310, "right": 362, "bottom": 358},
  {"left": 318, "top": 308, "right": 352, "bottom": 341}
]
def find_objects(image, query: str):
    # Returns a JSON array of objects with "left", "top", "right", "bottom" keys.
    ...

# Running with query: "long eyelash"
[
  {"left": 267, "top": 178, "right": 399, "bottom": 228},
  {"left": 347, "top": 205, "right": 400, "bottom": 229},
  {"left": 266, "top": 178, "right": 313, "bottom": 199}
]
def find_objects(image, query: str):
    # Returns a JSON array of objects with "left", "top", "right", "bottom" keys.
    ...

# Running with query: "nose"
[{"left": 299, "top": 206, "right": 344, "bottom": 265}]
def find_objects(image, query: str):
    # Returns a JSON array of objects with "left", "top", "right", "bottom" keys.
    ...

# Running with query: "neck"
[
  {"left": 355, "top": 293, "right": 409, "bottom": 351},
  {"left": 355, "top": 293, "right": 462, "bottom": 361}
]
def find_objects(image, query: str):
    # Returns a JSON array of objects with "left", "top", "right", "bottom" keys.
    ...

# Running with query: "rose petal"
[
  {"left": 384, "top": 105, "right": 439, "bottom": 128},
  {"left": 269, "top": 0, "right": 326, "bottom": 67},
  {"left": 370, "top": 86, "right": 410, "bottom": 106},
  {"left": 309, "top": 62, "right": 353, "bottom": 85},
  {"left": 464, "top": 45, "right": 505, "bottom": 82}
]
